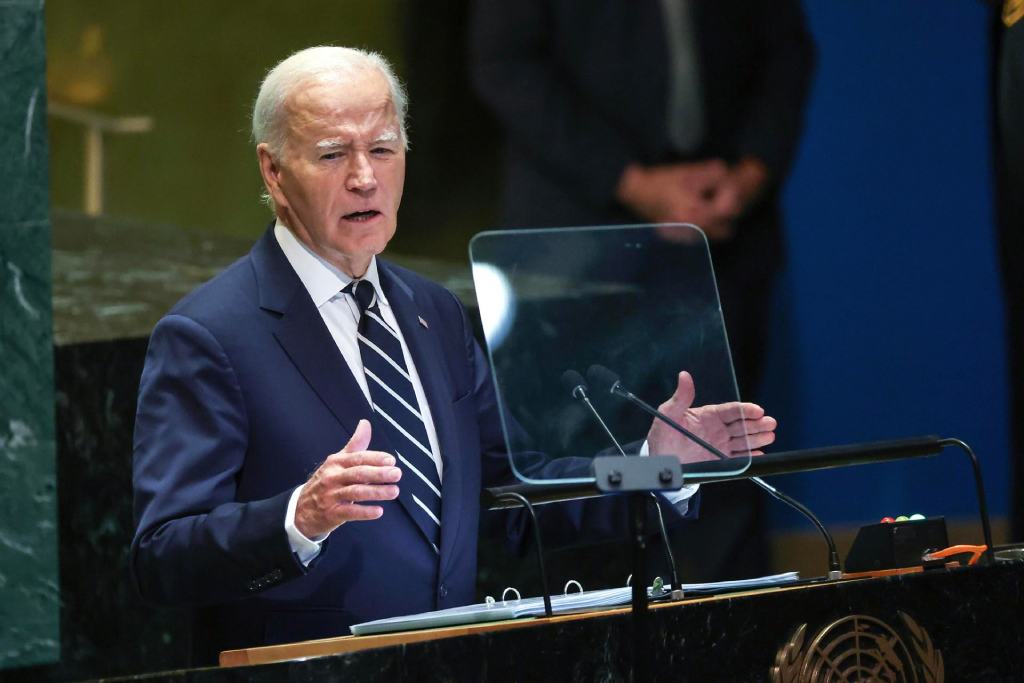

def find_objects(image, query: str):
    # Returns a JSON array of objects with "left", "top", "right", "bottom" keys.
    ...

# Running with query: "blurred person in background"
[{"left": 469, "top": 0, "right": 815, "bottom": 580}]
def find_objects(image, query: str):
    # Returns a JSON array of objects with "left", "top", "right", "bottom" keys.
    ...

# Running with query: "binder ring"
[
  {"left": 626, "top": 574, "right": 632, "bottom": 587},
  {"left": 563, "top": 580, "right": 583, "bottom": 595},
  {"left": 502, "top": 587, "right": 521, "bottom": 605}
]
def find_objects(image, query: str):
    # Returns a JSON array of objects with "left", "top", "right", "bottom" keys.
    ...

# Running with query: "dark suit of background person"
[
  {"left": 994, "top": 0, "right": 1024, "bottom": 541},
  {"left": 469, "top": 0, "right": 815, "bottom": 580},
  {"left": 130, "top": 222, "right": 699, "bottom": 665}
]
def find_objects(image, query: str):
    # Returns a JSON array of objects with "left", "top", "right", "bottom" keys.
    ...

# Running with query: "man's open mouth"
[{"left": 344, "top": 210, "right": 381, "bottom": 222}]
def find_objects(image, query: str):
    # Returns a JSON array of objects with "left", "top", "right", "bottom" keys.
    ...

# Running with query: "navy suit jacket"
[{"left": 131, "top": 225, "right": 696, "bottom": 664}]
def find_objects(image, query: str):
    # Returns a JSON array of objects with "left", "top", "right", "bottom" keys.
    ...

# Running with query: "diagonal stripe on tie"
[
  {"left": 345, "top": 279, "right": 442, "bottom": 548},
  {"left": 395, "top": 451, "right": 441, "bottom": 498},
  {"left": 412, "top": 494, "right": 441, "bottom": 526},
  {"left": 366, "top": 368, "right": 423, "bottom": 420},
  {"left": 372, "top": 404, "right": 432, "bottom": 459},
  {"left": 357, "top": 333, "right": 412, "bottom": 382}
]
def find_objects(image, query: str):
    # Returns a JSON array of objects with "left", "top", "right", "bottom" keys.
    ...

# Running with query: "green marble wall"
[{"left": 0, "top": 0, "right": 59, "bottom": 671}]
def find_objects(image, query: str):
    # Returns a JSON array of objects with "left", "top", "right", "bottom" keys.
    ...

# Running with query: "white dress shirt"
[{"left": 274, "top": 221, "right": 697, "bottom": 565}]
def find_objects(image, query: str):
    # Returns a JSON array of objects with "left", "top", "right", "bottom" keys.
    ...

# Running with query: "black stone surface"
[
  {"left": 49, "top": 210, "right": 476, "bottom": 346},
  {"left": 1, "top": 340, "right": 191, "bottom": 683},
  {"left": 95, "top": 562, "right": 1024, "bottom": 683}
]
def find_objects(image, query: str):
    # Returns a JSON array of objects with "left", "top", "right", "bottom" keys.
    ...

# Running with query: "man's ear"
[{"left": 257, "top": 143, "right": 288, "bottom": 208}]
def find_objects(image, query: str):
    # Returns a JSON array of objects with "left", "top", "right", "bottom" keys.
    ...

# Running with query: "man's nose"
[{"left": 345, "top": 152, "right": 377, "bottom": 192}]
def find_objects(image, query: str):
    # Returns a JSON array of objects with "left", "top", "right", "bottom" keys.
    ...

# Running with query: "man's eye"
[
  {"left": 371, "top": 148, "right": 394, "bottom": 155},
  {"left": 320, "top": 152, "right": 341, "bottom": 160}
]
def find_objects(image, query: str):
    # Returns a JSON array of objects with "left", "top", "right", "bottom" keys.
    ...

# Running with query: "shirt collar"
[{"left": 274, "top": 219, "right": 388, "bottom": 310}]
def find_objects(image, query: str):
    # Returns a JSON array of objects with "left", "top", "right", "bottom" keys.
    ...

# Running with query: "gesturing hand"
[
  {"left": 647, "top": 371, "right": 776, "bottom": 465},
  {"left": 294, "top": 419, "right": 402, "bottom": 538}
]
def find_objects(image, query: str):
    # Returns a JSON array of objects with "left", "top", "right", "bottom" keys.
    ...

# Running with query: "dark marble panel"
[
  {"left": 50, "top": 210, "right": 475, "bottom": 346},
  {"left": 0, "top": 0, "right": 58, "bottom": 669},
  {"left": 1, "top": 340, "right": 191, "bottom": 683},
  {"left": 0, "top": 215, "right": 59, "bottom": 669},
  {"left": 48, "top": 339, "right": 192, "bottom": 679},
  {"left": 0, "top": 3, "right": 50, "bottom": 225},
  {"left": 96, "top": 563, "right": 1024, "bottom": 683}
]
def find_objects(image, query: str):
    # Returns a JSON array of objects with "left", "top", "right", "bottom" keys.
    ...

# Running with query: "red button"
[{"left": 880, "top": 517, "right": 895, "bottom": 523}]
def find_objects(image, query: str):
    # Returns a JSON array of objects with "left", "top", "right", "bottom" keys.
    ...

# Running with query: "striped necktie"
[{"left": 345, "top": 279, "right": 442, "bottom": 552}]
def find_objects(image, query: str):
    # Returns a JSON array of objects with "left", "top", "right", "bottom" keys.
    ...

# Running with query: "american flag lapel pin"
[{"left": 418, "top": 316, "right": 429, "bottom": 329}]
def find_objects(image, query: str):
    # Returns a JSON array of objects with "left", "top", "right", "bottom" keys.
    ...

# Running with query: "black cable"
[
  {"left": 495, "top": 491, "right": 553, "bottom": 618},
  {"left": 752, "top": 478, "right": 842, "bottom": 575},
  {"left": 647, "top": 493, "right": 682, "bottom": 589},
  {"left": 938, "top": 438, "right": 996, "bottom": 565}
]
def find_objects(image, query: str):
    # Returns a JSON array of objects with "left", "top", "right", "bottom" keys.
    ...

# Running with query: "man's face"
[{"left": 259, "top": 70, "right": 405, "bottom": 276}]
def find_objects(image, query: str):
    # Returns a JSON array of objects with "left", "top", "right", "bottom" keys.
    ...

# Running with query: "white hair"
[{"left": 252, "top": 45, "right": 409, "bottom": 159}]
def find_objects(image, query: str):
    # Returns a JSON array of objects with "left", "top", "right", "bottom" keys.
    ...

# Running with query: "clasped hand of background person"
[
  {"left": 294, "top": 419, "right": 402, "bottom": 538},
  {"left": 616, "top": 157, "right": 769, "bottom": 241},
  {"left": 647, "top": 371, "right": 777, "bottom": 465}
]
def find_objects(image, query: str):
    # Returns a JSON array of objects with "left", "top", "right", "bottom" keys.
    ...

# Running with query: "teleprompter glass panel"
[{"left": 470, "top": 224, "right": 752, "bottom": 485}]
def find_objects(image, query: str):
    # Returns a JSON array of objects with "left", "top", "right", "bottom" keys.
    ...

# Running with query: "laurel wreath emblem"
[
  {"left": 900, "top": 613, "right": 944, "bottom": 683},
  {"left": 771, "top": 612, "right": 944, "bottom": 683},
  {"left": 772, "top": 623, "right": 805, "bottom": 683}
]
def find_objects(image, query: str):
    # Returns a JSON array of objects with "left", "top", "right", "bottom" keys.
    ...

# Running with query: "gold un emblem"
[{"left": 772, "top": 612, "right": 943, "bottom": 683}]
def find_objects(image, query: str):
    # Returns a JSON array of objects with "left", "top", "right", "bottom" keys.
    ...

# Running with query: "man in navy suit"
[{"left": 131, "top": 46, "right": 777, "bottom": 664}]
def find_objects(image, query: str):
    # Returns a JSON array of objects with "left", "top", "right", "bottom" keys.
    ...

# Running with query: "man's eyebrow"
[
  {"left": 315, "top": 139, "right": 349, "bottom": 149},
  {"left": 373, "top": 131, "right": 399, "bottom": 144}
]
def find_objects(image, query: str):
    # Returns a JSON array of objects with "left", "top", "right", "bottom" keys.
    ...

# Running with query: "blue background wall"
[{"left": 762, "top": 1, "right": 1009, "bottom": 528}]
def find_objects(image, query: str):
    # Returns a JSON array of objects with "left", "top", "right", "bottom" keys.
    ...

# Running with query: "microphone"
[
  {"left": 561, "top": 369, "right": 683, "bottom": 594},
  {"left": 561, "top": 370, "right": 627, "bottom": 457},
  {"left": 587, "top": 364, "right": 843, "bottom": 579}
]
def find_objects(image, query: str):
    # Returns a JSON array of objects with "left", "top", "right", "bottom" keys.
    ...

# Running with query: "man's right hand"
[{"left": 294, "top": 419, "right": 402, "bottom": 538}]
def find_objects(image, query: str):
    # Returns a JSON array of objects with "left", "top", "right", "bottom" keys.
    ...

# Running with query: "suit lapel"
[
  {"left": 380, "top": 262, "right": 465, "bottom": 574},
  {"left": 273, "top": 295, "right": 375, "bottom": 436},
  {"left": 251, "top": 226, "right": 373, "bottom": 439}
]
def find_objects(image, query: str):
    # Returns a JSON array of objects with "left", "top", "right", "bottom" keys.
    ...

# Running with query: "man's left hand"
[{"left": 647, "top": 371, "right": 776, "bottom": 464}]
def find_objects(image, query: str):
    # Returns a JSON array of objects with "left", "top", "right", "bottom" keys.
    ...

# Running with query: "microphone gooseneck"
[
  {"left": 562, "top": 370, "right": 627, "bottom": 457},
  {"left": 562, "top": 369, "right": 682, "bottom": 591},
  {"left": 587, "top": 364, "right": 843, "bottom": 579}
]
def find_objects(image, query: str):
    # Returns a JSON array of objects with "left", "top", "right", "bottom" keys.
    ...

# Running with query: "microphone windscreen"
[
  {"left": 561, "top": 369, "right": 587, "bottom": 394},
  {"left": 587, "top": 365, "right": 621, "bottom": 394}
]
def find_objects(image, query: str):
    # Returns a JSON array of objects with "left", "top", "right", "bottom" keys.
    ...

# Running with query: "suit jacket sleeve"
[
  {"left": 131, "top": 314, "right": 308, "bottom": 607},
  {"left": 468, "top": 0, "right": 639, "bottom": 211}
]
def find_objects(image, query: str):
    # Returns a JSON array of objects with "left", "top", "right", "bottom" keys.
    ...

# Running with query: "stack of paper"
[{"left": 350, "top": 572, "right": 799, "bottom": 636}]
